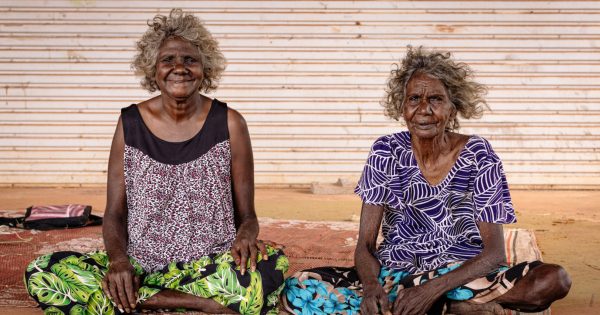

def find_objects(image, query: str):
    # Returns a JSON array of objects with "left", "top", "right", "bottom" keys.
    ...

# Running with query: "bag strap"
[
  {"left": 86, "top": 214, "right": 103, "bottom": 227},
  {"left": 0, "top": 216, "right": 25, "bottom": 228}
]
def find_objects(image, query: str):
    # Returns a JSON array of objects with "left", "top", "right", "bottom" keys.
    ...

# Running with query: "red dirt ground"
[{"left": 0, "top": 187, "right": 598, "bottom": 314}]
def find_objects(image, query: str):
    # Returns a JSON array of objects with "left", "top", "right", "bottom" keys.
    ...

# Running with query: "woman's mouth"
[{"left": 415, "top": 122, "right": 436, "bottom": 129}]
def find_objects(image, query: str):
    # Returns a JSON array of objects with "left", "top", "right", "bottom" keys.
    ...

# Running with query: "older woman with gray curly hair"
[
  {"left": 24, "top": 9, "right": 287, "bottom": 315},
  {"left": 283, "top": 46, "right": 570, "bottom": 315}
]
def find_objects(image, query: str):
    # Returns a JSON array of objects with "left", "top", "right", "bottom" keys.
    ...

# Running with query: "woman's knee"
[
  {"left": 543, "top": 264, "right": 571, "bottom": 299},
  {"left": 528, "top": 263, "right": 571, "bottom": 307}
]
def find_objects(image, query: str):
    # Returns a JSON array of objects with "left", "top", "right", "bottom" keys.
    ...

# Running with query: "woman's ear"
[{"left": 447, "top": 104, "right": 458, "bottom": 130}]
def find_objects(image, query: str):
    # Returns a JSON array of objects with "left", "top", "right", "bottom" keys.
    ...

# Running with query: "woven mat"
[{"left": 0, "top": 215, "right": 547, "bottom": 314}]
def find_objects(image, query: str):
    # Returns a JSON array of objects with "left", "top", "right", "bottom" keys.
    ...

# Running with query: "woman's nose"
[
  {"left": 417, "top": 98, "right": 432, "bottom": 114},
  {"left": 172, "top": 58, "right": 188, "bottom": 73}
]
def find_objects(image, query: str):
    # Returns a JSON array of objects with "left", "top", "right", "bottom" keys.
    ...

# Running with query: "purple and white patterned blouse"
[
  {"left": 121, "top": 99, "right": 236, "bottom": 272},
  {"left": 355, "top": 131, "right": 516, "bottom": 274}
]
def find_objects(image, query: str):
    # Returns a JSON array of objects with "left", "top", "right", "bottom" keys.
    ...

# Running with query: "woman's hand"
[
  {"left": 231, "top": 232, "right": 259, "bottom": 275},
  {"left": 231, "top": 235, "right": 284, "bottom": 275},
  {"left": 101, "top": 260, "right": 140, "bottom": 313},
  {"left": 392, "top": 285, "right": 440, "bottom": 315},
  {"left": 361, "top": 282, "right": 391, "bottom": 315}
]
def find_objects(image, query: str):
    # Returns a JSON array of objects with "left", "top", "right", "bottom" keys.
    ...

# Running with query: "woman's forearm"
[
  {"left": 355, "top": 245, "right": 383, "bottom": 288},
  {"left": 103, "top": 211, "right": 129, "bottom": 263},
  {"left": 420, "top": 222, "right": 507, "bottom": 296},
  {"left": 424, "top": 249, "right": 506, "bottom": 297},
  {"left": 355, "top": 203, "right": 386, "bottom": 288}
]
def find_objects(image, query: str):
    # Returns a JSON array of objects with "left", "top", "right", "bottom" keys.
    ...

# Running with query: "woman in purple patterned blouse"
[{"left": 283, "top": 47, "right": 570, "bottom": 315}]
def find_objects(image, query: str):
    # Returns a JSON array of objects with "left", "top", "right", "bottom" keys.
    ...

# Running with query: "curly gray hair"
[
  {"left": 131, "top": 8, "right": 226, "bottom": 93},
  {"left": 382, "top": 46, "right": 488, "bottom": 130}
]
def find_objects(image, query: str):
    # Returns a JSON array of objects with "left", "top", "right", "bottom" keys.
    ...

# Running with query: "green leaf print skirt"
[{"left": 24, "top": 247, "right": 288, "bottom": 315}]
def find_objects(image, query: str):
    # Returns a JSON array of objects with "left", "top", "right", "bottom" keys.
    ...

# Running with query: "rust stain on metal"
[
  {"left": 435, "top": 24, "right": 456, "bottom": 33},
  {"left": 66, "top": 50, "right": 88, "bottom": 63}
]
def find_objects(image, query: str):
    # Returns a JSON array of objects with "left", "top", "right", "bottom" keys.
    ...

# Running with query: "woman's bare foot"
[{"left": 446, "top": 301, "right": 504, "bottom": 315}]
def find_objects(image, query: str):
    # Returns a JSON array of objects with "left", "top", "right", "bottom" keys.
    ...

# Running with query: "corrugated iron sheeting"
[{"left": 0, "top": 1, "right": 599, "bottom": 188}]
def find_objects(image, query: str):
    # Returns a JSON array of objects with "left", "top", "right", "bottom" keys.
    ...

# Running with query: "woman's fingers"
[
  {"left": 392, "top": 291, "right": 407, "bottom": 315},
  {"left": 231, "top": 245, "right": 241, "bottom": 267},
  {"left": 104, "top": 271, "right": 136, "bottom": 313},
  {"left": 379, "top": 293, "right": 391, "bottom": 315},
  {"left": 360, "top": 284, "right": 390, "bottom": 315},
  {"left": 107, "top": 276, "right": 122, "bottom": 312},
  {"left": 101, "top": 278, "right": 111, "bottom": 299},
  {"left": 115, "top": 275, "right": 131, "bottom": 313},
  {"left": 233, "top": 237, "right": 274, "bottom": 275},
  {"left": 102, "top": 260, "right": 139, "bottom": 313},
  {"left": 123, "top": 273, "right": 137, "bottom": 311},
  {"left": 249, "top": 241, "right": 258, "bottom": 272},
  {"left": 257, "top": 240, "right": 268, "bottom": 260},
  {"left": 238, "top": 243, "right": 249, "bottom": 275},
  {"left": 360, "top": 296, "right": 378, "bottom": 315}
]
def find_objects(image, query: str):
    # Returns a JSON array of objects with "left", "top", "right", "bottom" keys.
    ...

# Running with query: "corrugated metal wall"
[{"left": 1, "top": 1, "right": 599, "bottom": 188}]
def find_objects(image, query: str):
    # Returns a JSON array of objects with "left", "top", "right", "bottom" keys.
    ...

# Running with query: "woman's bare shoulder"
[{"left": 226, "top": 106, "right": 248, "bottom": 129}]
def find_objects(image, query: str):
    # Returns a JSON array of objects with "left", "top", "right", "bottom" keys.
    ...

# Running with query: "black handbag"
[{"left": 0, "top": 204, "right": 102, "bottom": 230}]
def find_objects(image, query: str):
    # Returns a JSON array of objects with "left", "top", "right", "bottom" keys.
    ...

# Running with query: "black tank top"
[{"left": 121, "top": 99, "right": 229, "bottom": 165}]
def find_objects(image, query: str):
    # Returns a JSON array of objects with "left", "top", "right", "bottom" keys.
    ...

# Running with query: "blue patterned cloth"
[
  {"left": 355, "top": 131, "right": 516, "bottom": 273},
  {"left": 282, "top": 261, "right": 535, "bottom": 314}
]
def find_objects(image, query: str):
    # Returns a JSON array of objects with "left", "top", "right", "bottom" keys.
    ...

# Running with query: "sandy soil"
[{"left": 0, "top": 187, "right": 598, "bottom": 314}]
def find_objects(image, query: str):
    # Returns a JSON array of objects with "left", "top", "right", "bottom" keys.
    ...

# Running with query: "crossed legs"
[{"left": 448, "top": 263, "right": 571, "bottom": 314}]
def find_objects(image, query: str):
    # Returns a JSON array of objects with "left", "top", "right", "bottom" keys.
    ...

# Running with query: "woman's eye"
[
  {"left": 429, "top": 96, "right": 443, "bottom": 104},
  {"left": 408, "top": 96, "right": 419, "bottom": 104},
  {"left": 161, "top": 56, "right": 174, "bottom": 63},
  {"left": 184, "top": 57, "right": 197, "bottom": 64}
]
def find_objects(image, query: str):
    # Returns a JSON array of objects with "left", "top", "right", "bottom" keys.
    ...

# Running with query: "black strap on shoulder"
[{"left": 120, "top": 104, "right": 139, "bottom": 146}]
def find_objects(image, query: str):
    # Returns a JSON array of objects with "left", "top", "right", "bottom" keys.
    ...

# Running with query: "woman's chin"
[
  {"left": 410, "top": 128, "right": 443, "bottom": 139},
  {"left": 162, "top": 90, "right": 198, "bottom": 101}
]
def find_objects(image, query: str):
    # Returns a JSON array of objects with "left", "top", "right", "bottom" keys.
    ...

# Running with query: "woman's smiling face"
[
  {"left": 402, "top": 72, "right": 455, "bottom": 139},
  {"left": 155, "top": 37, "right": 204, "bottom": 101}
]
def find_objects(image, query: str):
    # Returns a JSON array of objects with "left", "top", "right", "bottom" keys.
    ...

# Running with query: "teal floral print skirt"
[
  {"left": 282, "top": 261, "right": 541, "bottom": 315},
  {"left": 25, "top": 247, "right": 288, "bottom": 315}
]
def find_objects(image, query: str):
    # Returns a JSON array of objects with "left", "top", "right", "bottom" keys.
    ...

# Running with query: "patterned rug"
[{"left": 0, "top": 214, "right": 547, "bottom": 314}]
